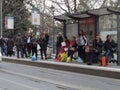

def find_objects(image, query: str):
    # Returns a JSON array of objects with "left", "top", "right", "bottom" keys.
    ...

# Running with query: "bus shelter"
[{"left": 54, "top": 7, "right": 120, "bottom": 64}]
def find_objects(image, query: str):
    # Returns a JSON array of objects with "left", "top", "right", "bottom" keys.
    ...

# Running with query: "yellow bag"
[
  {"left": 60, "top": 53, "right": 67, "bottom": 62},
  {"left": 66, "top": 57, "right": 71, "bottom": 63}
]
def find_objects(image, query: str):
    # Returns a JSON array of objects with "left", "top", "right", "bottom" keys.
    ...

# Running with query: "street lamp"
[
  {"left": 0, "top": 0, "right": 2, "bottom": 38},
  {"left": 50, "top": 5, "right": 55, "bottom": 53}
]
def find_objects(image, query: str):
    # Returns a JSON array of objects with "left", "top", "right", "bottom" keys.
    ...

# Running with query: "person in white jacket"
[{"left": 76, "top": 30, "right": 87, "bottom": 62}]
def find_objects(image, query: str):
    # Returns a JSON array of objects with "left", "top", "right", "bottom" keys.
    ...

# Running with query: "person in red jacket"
[
  {"left": 68, "top": 36, "right": 77, "bottom": 60},
  {"left": 60, "top": 36, "right": 70, "bottom": 53}
]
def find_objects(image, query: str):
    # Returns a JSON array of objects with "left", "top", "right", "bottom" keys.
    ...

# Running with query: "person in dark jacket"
[
  {"left": 6, "top": 36, "right": 14, "bottom": 57},
  {"left": 22, "top": 34, "right": 28, "bottom": 58},
  {"left": 87, "top": 35, "right": 103, "bottom": 65},
  {"left": 55, "top": 33, "right": 63, "bottom": 59},
  {"left": 26, "top": 34, "right": 32, "bottom": 57},
  {"left": 104, "top": 35, "right": 117, "bottom": 63},
  {"left": 0, "top": 38, "right": 6, "bottom": 56},
  {"left": 45, "top": 32, "right": 49, "bottom": 45},
  {"left": 31, "top": 35, "right": 38, "bottom": 59},
  {"left": 15, "top": 33, "right": 23, "bottom": 58},
  {"left": 38, "top": 34, "right": 48, "bottom": 59}
]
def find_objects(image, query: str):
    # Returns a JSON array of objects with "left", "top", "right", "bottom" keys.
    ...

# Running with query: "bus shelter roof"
[
  {"left": 54, "top": 14, "right": 71, "bottom": 21},
  {"left": 54, "top": 7, "right": 120, "bottom": 21}
]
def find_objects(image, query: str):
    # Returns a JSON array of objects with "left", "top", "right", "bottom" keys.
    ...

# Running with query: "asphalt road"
[{"left": 0, "top": 62, "right": 120, "bottom": 90}]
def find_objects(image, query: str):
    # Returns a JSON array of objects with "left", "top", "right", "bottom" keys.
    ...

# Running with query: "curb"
[{"left": 2, "top": 57, "right": 120, "bottom": 79}]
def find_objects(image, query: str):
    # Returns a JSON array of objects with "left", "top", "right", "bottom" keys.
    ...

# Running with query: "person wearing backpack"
[{"left": 15, "top": 33, "right": 23, "bottom": 58}]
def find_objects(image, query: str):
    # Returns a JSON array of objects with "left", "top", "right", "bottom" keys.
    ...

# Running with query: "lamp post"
[
  {"left": 50, "top": 5, "right": 55, "bottom": 53},
  {"left": 0, "top": 0, "right": 2, "bottom": 38}
]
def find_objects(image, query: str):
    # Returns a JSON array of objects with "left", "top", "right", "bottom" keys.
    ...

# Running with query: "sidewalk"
[{"left": 2, "top": 55, "right": 120, "bottom": 79}]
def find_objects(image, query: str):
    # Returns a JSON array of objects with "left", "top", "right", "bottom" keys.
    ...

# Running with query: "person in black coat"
[
  {"left": 26, "top": 34, "right": 32, "bottom": 57},
  {"left": 104, "top": 35, "right": 117, "bottom": 63},
  {"left": 31, "top": 35, "right": 38, "bottom": 59},
  {"left": 87, "top": 35, "right": 103, "bottom": 65},
  {"left": 38, "top": 34, "right": 48, "bottom": 60},
  {"left": 15, "top": 33, "right": 23, "bottom": 58},
  {"left": 6, "top": 36, "right": 14, "bottom": 57},
  {"left": 22, "top": 34, "right": 28, "bottom": 58},
  {"left": 0, "top": 38, "right": 6, "bottom": 56},
  {"left": 55, "top": 33, "right": 63, "bottom": 59}
]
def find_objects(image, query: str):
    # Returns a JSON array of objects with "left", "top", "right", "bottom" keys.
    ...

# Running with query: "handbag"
[
  {"left": 77, "top": 57, "right": 83, "bottom": 63},
  {"left": 69, "top": 47, "right": 75, "bottom": 51},
  {"left": 111, "top": 47, "right": 117, "bottom": 52},
  {"left": 32, "top": 54, "right": 37, "bottom": 61},
  {"left": 85, "top": 46, "right": 90, "bottom": 53},
  {"left": 37, "top": 44, "right": 41, "bottom": 50},
  {"left": 94, "top": 49, "right": 99, "bottom": 53},
  {"left": 27, "top": 37, "right": 31, "bottom": 43},
  {"left": 61, "top": 42, "right": 66, "bottom": 46},
  {"left": 64, "top": 48, "right": 68, "bottom": 51}
]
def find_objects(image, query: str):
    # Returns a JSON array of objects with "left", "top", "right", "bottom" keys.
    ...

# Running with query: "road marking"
[
  {"left": 0, "top": 69, "right": 81, "bottom": 90},
  {"left": 0, "top": 77, "right": 40, "bottom": 90}
]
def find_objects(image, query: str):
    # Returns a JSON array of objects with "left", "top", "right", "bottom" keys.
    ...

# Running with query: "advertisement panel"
[
  {"left": 32, "top": 10, "right": 40, "bottom": 25},
  {"left": 5, "top": 16, "right": 14, "bottom": 29}
]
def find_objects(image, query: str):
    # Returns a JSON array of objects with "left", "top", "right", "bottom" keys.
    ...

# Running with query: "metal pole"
[
  {"left": 52, "top": 10, "right": 55, "bottom": 53},
  {"left": 0, "top": 0, "right": 3, "bottom": 38},
  {"left": 50, "top": 5, "right": 55, "bottom": 53},
  {"left": 74, "top": 0, "right": 77, "bottom": 13},
  {"left": 63, "top": 21, "right": 66, "bottom": 36},
  {"left": 117, "top": 15, "right": 120, "bottom": 65}
]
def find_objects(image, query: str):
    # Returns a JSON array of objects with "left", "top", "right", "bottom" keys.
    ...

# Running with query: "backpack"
[{"left": 15, "top": 37, "right": 22, "bottom": 45}]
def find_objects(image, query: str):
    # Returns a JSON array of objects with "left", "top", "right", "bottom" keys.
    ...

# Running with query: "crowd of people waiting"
[
  {"left": 55, "top": 30, "right": 117, "bottom": 65},
  {"left": 0, "top": 32, "right": 49, "bottom": 60},
  {"left": 0, "top": 30, "right": 117, "bottom": 65}
]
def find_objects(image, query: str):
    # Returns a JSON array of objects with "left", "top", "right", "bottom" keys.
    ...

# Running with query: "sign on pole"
[
  {"left": 32, "top": 9, "right": 40, "bottom": 25},
  {"left": 5, "top": 16, "right": 14, "bottom": 29}
]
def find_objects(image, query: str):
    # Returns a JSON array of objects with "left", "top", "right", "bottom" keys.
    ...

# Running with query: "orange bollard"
[{"left": 102, "top": 56, "right": 106, "bottom": 66}]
